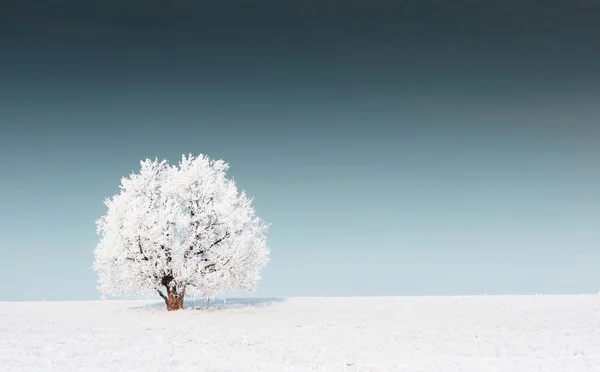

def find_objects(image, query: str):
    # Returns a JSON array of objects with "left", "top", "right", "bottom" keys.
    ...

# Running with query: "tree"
[{"left": 93, "top": 154, "right": 270, "bottom": 310}]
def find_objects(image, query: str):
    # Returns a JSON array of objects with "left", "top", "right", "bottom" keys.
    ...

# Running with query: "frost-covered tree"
[{"left": 94, "top": 154, "right": 270, "bottom": 310}]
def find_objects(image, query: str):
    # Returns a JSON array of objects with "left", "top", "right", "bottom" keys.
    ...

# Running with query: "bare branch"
[{"left": 157, "top": 289, "right": 167, "bottom": 301}]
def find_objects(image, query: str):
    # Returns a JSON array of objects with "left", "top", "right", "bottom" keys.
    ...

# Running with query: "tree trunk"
[{"left": 164, "top": 288, "right": 185, "bottom": 311}]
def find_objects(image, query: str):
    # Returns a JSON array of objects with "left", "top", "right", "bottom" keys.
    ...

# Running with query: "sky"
[{"left": 1, "top": 0, "right": 599, "bottom": 301}]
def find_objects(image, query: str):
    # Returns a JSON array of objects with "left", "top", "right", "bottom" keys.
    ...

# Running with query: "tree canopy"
[{"left": 94, "top": 154, "right": 270, "bottom": 310}]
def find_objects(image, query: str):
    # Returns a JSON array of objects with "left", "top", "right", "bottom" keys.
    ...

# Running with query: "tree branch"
[
  {"left": 138, "top": 236, "right": 149, "bottom": 261},
  {"left": 209, "top": 231, "right": 230, "bottom": 249},
  {"left": 184, "top": 215, "right": 223, "bottom": 259},
  {"left": 203, "top": 258, "right": 231, "bottom": 273},
  {"left": 186, "top": 230, "right": 231, "bottom": 259},
  {"left": 157, "top": 289, "right": 167, "bottom": 301}
]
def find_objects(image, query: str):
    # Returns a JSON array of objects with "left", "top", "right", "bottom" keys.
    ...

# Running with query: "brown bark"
[
  {"left": 158, "top": 287, "right": 184, "bottom": 311},
  {"left": 157, "top": 274, "right": 185, "bottom": 311},
  {"left": 165, "top": 288, "right": 184, "bottom": 311}
]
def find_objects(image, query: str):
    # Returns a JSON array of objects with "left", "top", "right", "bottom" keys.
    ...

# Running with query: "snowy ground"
[{"left": 1, "top": 296, "right": 600, "bottom": 371}]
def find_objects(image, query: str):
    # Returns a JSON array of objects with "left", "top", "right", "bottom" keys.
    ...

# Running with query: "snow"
[{"left": 2, "top": 296, "right": 600, "bottom": 371}]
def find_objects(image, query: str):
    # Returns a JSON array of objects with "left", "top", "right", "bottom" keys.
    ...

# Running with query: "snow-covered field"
[{"left": 1, "top": 296, "right": 600, "bottom": 371}]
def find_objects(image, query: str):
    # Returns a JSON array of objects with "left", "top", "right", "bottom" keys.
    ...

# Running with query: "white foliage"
[{"left": 94, "top": 154, "right": 270, "bottom": 300}]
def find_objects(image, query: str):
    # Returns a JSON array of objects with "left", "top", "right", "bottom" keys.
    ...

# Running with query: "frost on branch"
[{"left": 93, "top": 154, "right": 270, "bottom": 310}]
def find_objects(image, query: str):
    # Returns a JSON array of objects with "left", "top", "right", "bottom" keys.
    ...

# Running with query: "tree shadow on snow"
[
  {"left": 188, "top": 297, "right": 286, "bottom": 311},
  {"left": 133, "top": 297, "right": 286, "bottom": 311}
]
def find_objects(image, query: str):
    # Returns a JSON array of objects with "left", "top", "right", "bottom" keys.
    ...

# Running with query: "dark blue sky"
[{"left": 1, "top": 0, "right": 599, "bottom": 300}]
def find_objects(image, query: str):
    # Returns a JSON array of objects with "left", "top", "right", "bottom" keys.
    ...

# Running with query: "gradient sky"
[{"left": 1, "top": 0, "right": 599, "bottom": 300}]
